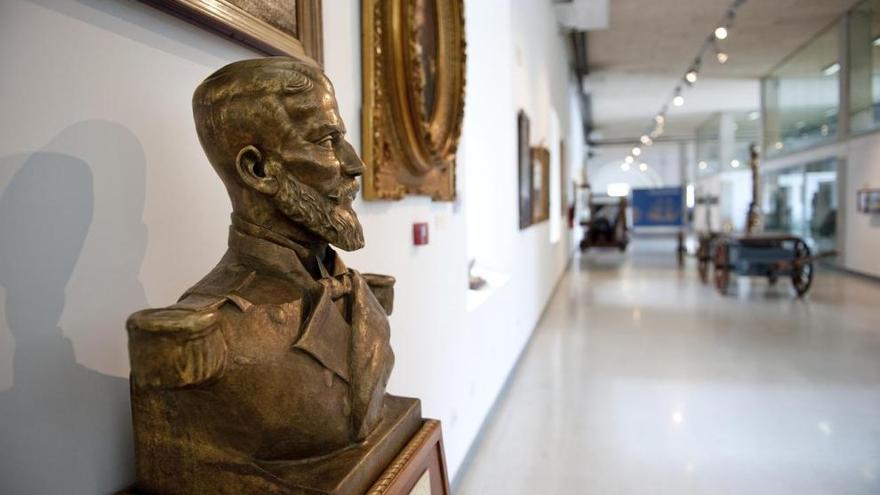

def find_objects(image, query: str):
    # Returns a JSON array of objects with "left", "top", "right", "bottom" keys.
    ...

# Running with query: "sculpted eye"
[{"left": 316, "top": 133, "right": 338, "bottom": 150}]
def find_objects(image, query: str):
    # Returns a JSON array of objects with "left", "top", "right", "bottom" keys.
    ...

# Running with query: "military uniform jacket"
[{"left": 126, "top": 220, "right": 395, "bottom": 494}]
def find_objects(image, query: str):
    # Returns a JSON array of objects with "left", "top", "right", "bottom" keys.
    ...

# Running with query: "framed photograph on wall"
[
  {"left": 857, "top": 188, "right": 880, "bottom": 213},
  {"left": 141, "top": 0, "right": 323, "bottom": 65},
  {"left": 559, "top": 139, "right": 567, "bottom": 216},
  {"left": 518, "top": 111, "right": 532, "bottom": 230},
  {"left": 531, "top": 146, "right": 550, "bottom": 224}
]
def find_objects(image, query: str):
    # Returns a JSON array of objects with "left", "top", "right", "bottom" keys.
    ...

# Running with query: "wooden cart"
[
  {"left": 696, "top": 232, "right": 723, "bottom": 283},
  {"left": 711, "top": 234, "right": 815, "bottom": 296},
  {"left": 579, "top": 197, "right": 629, "bottom": 252}
]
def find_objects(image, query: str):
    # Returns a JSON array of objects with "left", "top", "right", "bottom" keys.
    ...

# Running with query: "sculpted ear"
[{"left": 235, "top": 145, "right": 279, "bottom": 195}]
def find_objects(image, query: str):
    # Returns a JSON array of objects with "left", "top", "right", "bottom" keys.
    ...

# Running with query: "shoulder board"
[{"left": 179, "top": 259, "right": 257, "bottom": 313}]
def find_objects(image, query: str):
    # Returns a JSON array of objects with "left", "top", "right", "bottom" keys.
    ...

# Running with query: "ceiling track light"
[
  {"left": 685, "top": 59, "right": 702, "bottom": 85},
  {"left": 712, "top": 38, "right": 729, "bottom": 64},
  {"left": 615, "top": 0, "right": 746, "bottom": 169},
  {"left": 672, "top": 86, "right": 684, "bottom": 107}
]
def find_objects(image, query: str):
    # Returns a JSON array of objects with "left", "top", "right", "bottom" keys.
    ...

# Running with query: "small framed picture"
[{"left": 857, "top": 189, "right": 880, "bottom": 213}]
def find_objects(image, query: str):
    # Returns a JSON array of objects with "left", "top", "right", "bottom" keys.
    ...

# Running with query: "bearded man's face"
[{"left": 266, "top": 78, "right": 366, "bottom": 251}]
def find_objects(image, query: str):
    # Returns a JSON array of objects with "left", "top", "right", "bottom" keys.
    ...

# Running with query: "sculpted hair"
[{"left": 192, "top": 57, "right": 330, "bottom": 188}]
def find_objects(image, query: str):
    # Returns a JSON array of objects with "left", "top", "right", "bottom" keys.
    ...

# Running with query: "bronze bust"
[{"left": 126, "top": 58, "right": 421, "bottom": 495}]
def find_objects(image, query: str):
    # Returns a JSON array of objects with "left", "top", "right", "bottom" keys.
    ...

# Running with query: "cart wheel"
[
  {"left": 698, "top": 257, "right": 709, "bottom": 284},
  {"left": 713, "top": 243, "right": 731, "bottom": 295},
  {"left": 791, "top": 240, "right": 813, "bottom": 297},
  {"left": 676, "top": 232, "right": 686, "bottom": 268}
]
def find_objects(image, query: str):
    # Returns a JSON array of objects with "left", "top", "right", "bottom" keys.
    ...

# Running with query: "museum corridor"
[
  {"left": 6, "top": 0, "right": 880, "bottom": 492},
  {"left": 456, "top": 238, "right": 880, "bottom": 495}
]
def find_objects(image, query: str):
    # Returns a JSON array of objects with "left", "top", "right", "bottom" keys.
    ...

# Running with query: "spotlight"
[
  {"left": 673, "top": 95, "right": 685, "bottom": 107},
  {"left": 639, "top": 162, "right": 648, "bottom": 172},
  {"left": 685, "top": 70, "right": 698, "bottom": 84},
  {"left": 632, "top": 147, "right": 642, "bottom": 156},
  {"left": 625, "top": 155, "right": 634, "bottom": 164},
  {"left": 822, "top": 63, "right": 840, "bottom": 76},
  {"left": 640, "top": 135, "right": 653, "bottom": 146},
  {"left": 698, "top": 161, "right": 708, "bottom": 170},
  {"left": 621, "top": 162, "right": 630, "bottom": 171},
  {"left": 731, "top": 159, "right": 741, "bottom": 168},
  {"left": 717, "top": 51, "right": 729, "bottom": 64},
  {"left": 715, "top": 26, "right": 728, "bottom": 40}
]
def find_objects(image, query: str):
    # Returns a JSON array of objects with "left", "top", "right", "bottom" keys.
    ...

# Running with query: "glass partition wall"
[
  {"left": 762, "top": 25, "right": 840, "bottom": 157},
  {"left": 695, "top": 115, "right": 720, "bottom": 174},
  {"left": 849, "top": 0, "right": 880, "bottom": 133},
  {"left": 761, "top": 160, "right": 839, "bottom": 251},
  {"left": 695, "top": 111, "right": 760, "bottom": 174}
]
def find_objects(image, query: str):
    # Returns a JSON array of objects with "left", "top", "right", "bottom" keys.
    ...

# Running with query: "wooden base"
[{"left": 367, "top": 419, "right": 449, "bottom": 495}]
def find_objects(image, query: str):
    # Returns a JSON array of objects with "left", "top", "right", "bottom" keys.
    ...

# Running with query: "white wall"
[
  {"left": 454, "top": 0, "right": 584, "bottom": 478},
  {"left": 0, "top": 0, "right": 581, "bottom": 492},
  {"left": 836, "top": 133, "right": 880, "bottom": 277}
]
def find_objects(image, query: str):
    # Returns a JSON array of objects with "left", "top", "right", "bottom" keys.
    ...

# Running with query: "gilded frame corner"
[{"left": 143, "top": 0, "right": 323, "bottom": 65}]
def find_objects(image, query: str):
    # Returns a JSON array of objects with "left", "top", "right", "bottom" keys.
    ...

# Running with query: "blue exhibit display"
[{"left": 631, "top": 187, "right": 684, "bottom": 227}]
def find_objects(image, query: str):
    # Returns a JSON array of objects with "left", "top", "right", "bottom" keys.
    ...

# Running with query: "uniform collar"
[{"left": 229, "top": 215, "right": 347, "bottom": 281}]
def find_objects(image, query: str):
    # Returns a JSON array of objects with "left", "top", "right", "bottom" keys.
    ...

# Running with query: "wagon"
[
  {"left": 696, "top": 232, "right": 723, "bottom": 283},
  {"left": 711, "top": 234, "right": 815, "bottom": 296},
  {"left": 579, "top": 197, "right": 629, "bottom": 252}
]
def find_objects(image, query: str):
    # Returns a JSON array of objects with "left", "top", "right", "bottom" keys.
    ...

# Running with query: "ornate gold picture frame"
[
  {"left": 531, "top": 146, "right": 550, "bottom": 224},
  {"left": 362, "top": 0, "right": 466, "bottom": 201},
  {"left": 142, "top": 0, "right": 323, "bottom": 65}
]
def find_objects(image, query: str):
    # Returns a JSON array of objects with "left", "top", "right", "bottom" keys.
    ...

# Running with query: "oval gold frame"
[{"left": 362, "top": 0, "right": 466, "bottom": 201}]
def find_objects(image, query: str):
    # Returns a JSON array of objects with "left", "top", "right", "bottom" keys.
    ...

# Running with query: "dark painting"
[
  {"left": 518, "top": 111, "right": 532, "bottom": 230},
  {"left": 228, "top": 0, "right": 298, "bottom": 36}
]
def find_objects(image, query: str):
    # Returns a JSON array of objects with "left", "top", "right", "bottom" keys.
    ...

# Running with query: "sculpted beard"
[{"left": 274, "top": 172, "right": 365, "bottom": 251}]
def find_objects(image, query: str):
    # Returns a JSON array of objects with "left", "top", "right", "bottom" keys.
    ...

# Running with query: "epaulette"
[
  {"left": 126, "top": 262, "right": 257, "bottom": 389},
  {"left": 361, "top": 272, "right": 395, "bottom": 315},
  {"left": 178, "top": 261, "right": 258, "bottom": 312}
]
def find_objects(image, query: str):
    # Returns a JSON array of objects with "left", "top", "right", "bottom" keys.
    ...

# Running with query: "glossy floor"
[{"left": 456, "top": 238, "right": 880, "bottom": 495}]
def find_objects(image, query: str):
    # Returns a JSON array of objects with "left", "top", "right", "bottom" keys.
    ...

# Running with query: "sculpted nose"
[{"left": 340, "top": 141, "right": 365, "bottom": 178}]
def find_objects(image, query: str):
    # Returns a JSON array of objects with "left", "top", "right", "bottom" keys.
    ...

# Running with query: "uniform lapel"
[
  {"left": 294, "top": 285, "right": 351, "bottom": 383},
  {"left": 348, "top": 270, "right": 395, "bottom": 440}
]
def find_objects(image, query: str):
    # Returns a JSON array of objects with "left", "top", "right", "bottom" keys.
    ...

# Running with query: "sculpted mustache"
[{"left": 327, "top": 180, "right": 360, "bottom": 204}]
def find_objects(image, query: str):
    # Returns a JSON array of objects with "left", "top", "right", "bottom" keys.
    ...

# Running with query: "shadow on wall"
[{"left": 0, "top": 121, "right": 147, "bottom": 493}]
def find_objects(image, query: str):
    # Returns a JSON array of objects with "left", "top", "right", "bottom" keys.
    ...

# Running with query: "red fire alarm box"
[{"left": 413, "top": 222, "right": 429, "bottom": 246}]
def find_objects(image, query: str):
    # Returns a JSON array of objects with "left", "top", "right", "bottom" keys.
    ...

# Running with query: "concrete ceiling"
[{"left": 585, "top": 0, "right": 863, "bottom": 142}]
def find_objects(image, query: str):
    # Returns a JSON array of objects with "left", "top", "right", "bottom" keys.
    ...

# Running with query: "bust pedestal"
[
  {"left": 367, "top": 419, "right": 450, "bottom": 495},
  {"left": 119, "top": 397, "right": 450, "bottom": 495}
]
